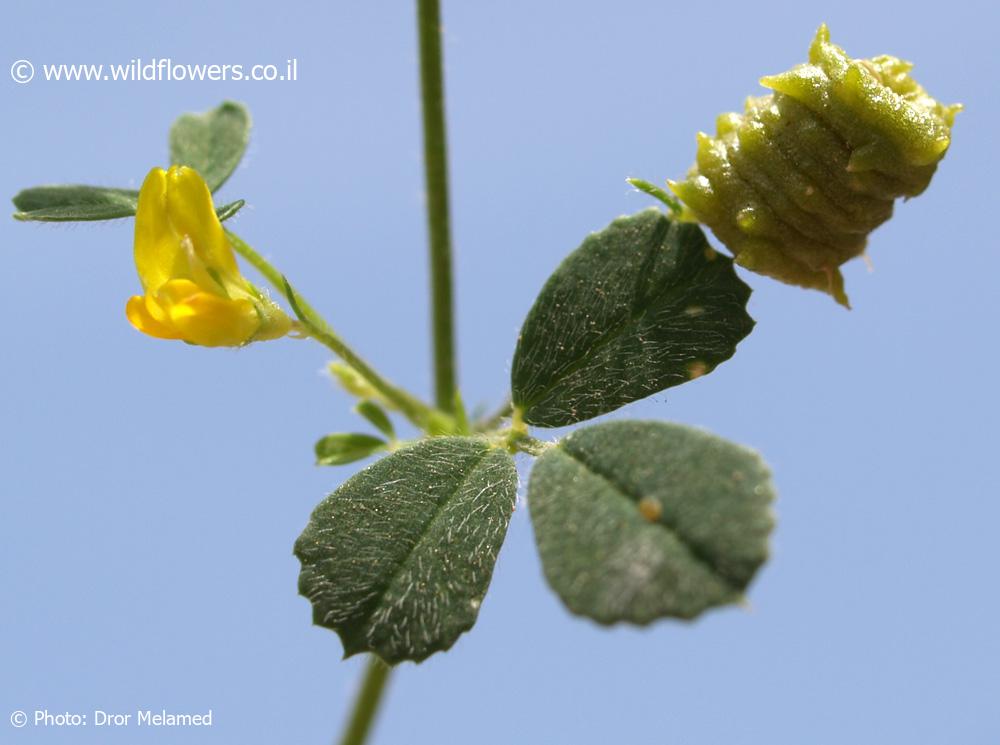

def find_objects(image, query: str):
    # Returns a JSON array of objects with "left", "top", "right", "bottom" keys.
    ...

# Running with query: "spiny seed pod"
[{"left": 669, "top": 25, "right": 960, "bottom": 306}]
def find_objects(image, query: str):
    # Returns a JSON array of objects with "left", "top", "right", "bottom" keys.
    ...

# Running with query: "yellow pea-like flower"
[{"left": 126, "top": 166, "right": 291, "bottom": 347}]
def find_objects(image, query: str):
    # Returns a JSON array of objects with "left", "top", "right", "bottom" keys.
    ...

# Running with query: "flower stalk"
[{"left": 225, "top": 229, "right": 444, "bottom": 433}]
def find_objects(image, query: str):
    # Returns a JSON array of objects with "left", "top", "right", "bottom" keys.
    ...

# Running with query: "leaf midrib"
[
  {"left": 558, "top": 444, "right": 742, "bottom": 593},
  {"left": 357, "top": 444, "right": 495, "bottom": 637},
  {"left": 518, "top": 263, "right": 706, "bottom": 413}
]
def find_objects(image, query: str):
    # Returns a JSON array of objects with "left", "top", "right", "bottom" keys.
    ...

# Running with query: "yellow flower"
[{"left": 125, "top": 166, "right": 291, "bottom": 346}]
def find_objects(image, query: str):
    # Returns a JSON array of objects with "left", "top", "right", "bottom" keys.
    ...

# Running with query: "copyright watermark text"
[
  {"left": 8, "top": 709, "right": 213, "bottom": 729},
  {"left": 10, "top": 60, "right": 34, "bottom": 84},
  {"left": 10, "top": 57, "right": 297, "bottom": 84}
]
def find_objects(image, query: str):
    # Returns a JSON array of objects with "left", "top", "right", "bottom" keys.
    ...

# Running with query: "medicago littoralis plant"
[{"left": 11, "top": 9, "right": 958, "bottom": 744}]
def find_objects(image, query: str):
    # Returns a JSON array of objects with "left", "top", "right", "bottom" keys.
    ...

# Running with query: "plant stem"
[
  {"left": 337, "top": 656, "right": 392, "bottom": 745},
  {"left": 474, "top": 398, "right": 513, "bottom": 432},
  {"left": 416, "top": 0, "right": 457, "bottom": 414},
  {"left": 499, "top": 426, "right": 553, "bottom": 457},
  {"left": 626, "top": 177, "right": 683, "bottom": 216},
  {"left": 511, "top": 434, "right": 552, "bottom": 457},
  {"left": 226, "top": 229, "right": 441, "bottom": 431}
]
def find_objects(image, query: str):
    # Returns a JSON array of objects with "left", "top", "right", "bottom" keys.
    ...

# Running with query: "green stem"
[
  {"left": 474, "top": 398, "right": 513, "bottom": 432},
  {"left": 626, "top": 177, "right": 683, "bottom": 216},
  {"left": 226, "top": 229, "right": 440, "bottom": 431},
  {"left": 337, "top": 656, "right": 392, "bottom": 745},
  {"left": 416, "top": 0, "right": 457, "bottom": 414},
  {"left": 514, "top": 435, "right": 552, "bottom": 457},
  {"left": 501, "top": 428, "right": 553, "bottom": 457}
]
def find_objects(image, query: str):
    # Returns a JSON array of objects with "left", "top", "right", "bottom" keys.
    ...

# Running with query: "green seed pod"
[{"left": 669, "top": 25, "right": 960, "bottom": 306}]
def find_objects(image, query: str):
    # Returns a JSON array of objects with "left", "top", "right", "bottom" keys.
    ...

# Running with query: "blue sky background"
[{"left": 2, "top": 1, "right": 997, "bottom": 743}]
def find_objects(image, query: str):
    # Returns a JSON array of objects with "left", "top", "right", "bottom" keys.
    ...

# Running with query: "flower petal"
[
  {"left": 163, "top": 166, "right": 240, "bottom": 282},
  {"left": 127, "top": 165, "right": 291, "bottom": 347},
  {"left": 125, "top": 294, "right": 183, "bottom": 340},
  {"left": 158, "top": 280, "right": 260, "bottom": 347},
  {"left": 134, "top": 168, "right": 187, "bottom": 292}
]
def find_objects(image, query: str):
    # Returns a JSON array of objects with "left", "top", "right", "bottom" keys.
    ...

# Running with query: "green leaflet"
[
  {"left": 295, "top": 437, "right": 518, "bottom": 664},
  {"left": 314, "top": 433, "right": 388, "bottom": 466},
  {"left": 528, "top": 420, "right": 775, "bottom": 624},
  {"left": 12, "top": 185, "right": 138, "bottom": 221},
  {"left": 12, "top": 184, "right": 244, "bottom": 223},
  {"left": 215, "top": 199, "right": 246, "bottom": 222},
  {"left": 354, "top": 401, "right": 396, "bottom": 439},
  {"left": 169, "top": 101, "right": 251, "bottom": 193},
  {"left": 511, "top": 209, "right": 754, "bottom": 427}
]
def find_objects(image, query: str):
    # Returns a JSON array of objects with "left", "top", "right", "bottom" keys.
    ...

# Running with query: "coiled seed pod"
[{"left": 669, "top": 25, "right": 960, "bottom": 306}]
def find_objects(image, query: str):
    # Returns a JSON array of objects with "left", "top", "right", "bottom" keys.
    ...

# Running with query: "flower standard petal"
[
  {"left": 133, "top": 168, "right": 186, "bottom": 292},
  {"left": 163, "top": 166, "right": 240, "bottom": 282}
]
